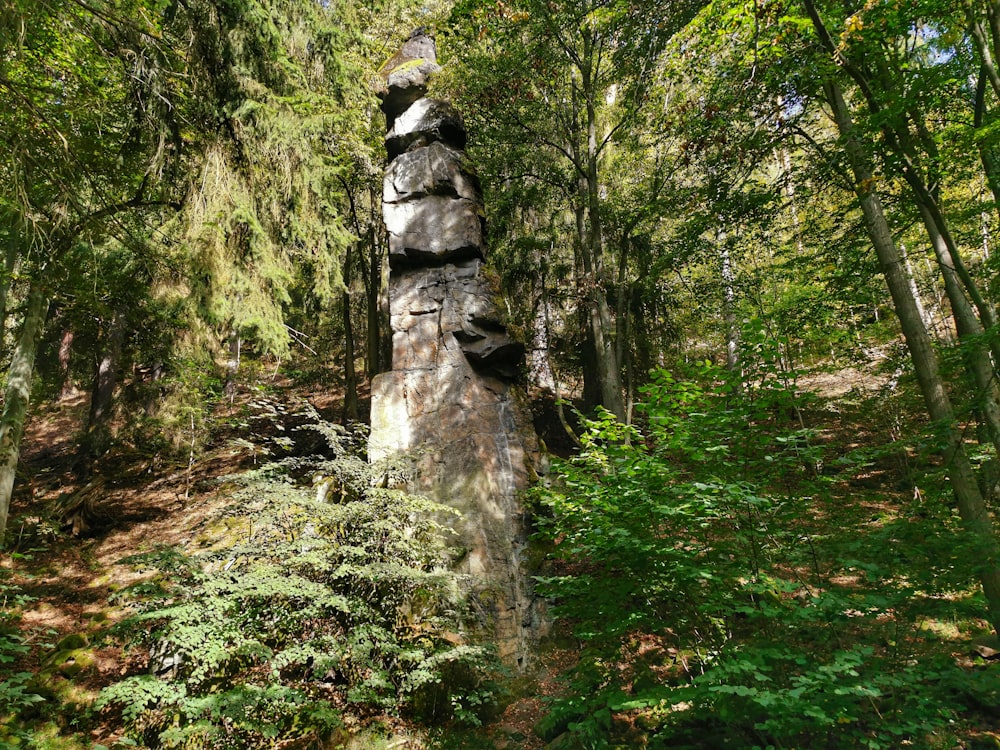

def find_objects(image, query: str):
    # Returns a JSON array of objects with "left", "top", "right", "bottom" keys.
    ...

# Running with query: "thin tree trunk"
[
  {"left": 866, "top": 60, "right": 1000, "bottom": 368},
  {"left": 899, "top": 244, "right": 933, "bottom": 336},
  {"left": 718, "top": 227, "right": 740, "bottom": 374},
  {"left": 922, "top": 255, "right": 952, "bottom": 342},
  {"left": 223, "top": 329, "right": 240, "bottom": 403},
  {"left": 82, "top": 310, "right": 125, "bottom": 465},
  {"left": 983, "top": 208, "right": 993, "bottom": 261},
  {"left": 810, "top": 0, "right": 1000, "bottom": 495},
  {"left": 365, "top": 222, "right": 382, "bottom": 379},
  {"left": 0, "top": 234, "right": 17, "bottom": 337},
  {"left": 614, "top": 235, "right": 630, "bottom": 391},
  {"left": 357, "top": 185, "right": 385, "bottom": 379},
  {"left": 543, "top": 278, "right": 582, "bottom": 449},
  {"left": 342, "top": 243, "right": 358, "bottom": 422},
  {"left": 916, "top": 203, "right": 1000, "bottom": 456},
  {"left": 974, "top": 69, "right": 1000, "bottom": 225},
  {"left": 144, "top": 361, "right": 165, "bottom": 418},
  {"left": 808, "top": 0, "right": 1000, "bottom": 365},
  {"left": 778, "top": 144, "right": 806, "bottom": 256},
  {"left": 825, "top": 77, "right": 1000, "bottom": 632},
  {"left": 973, "top": 19, "right": 1000, "bottom": 101},
  {"left": 58, "top": 328, "right": 75, "bottom": 400},
  {"left": 573, "top": 169, "right": 601, "bottom": 411},
  {"left": 530, "top": 270, "right": 556, "bottom": 391},
  {"left": 0, "top": 281, "right": 49, "bottom": 545},
  {"left": 379, "top": 232, "right": 392, "bottom": 371},
  {"left": 904, "top": 162, "right": 1000, "bottom": 365}
]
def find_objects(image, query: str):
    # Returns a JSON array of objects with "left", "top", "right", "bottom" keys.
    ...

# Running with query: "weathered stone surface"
[
  {"left": 370, "top": 31, "right": 544, "bottom": 667},
  {"left": 455, "top": 326, "right": 526, "bottom": 380},
  {"left": 369, "top": 368, "right": 541, "bottom": 662},
  {"left": 384, "top": 142, "right": 482, "bottom": 204},
  {"left": 386, "top": 58, "right": 440, "bottom": 92},
  {"left": 378, "top": 29, "right": 440, "bottom": 125},
  {"left": 379, "top": 60, "right": 440, "bottom": 125},
  {"left": 386, "top": 263, "right": 525, "bottom": 377},
  {"left": 385, "top": 196, "right": 484, "bottom": 266},
  {"left": 386, "top": 98, "right": 467, "bottom": 158},
  {"left": 389, "top": 261, "right": 486, "bottom": 316}
]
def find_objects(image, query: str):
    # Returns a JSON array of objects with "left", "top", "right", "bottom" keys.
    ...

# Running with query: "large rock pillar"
[{"left": 369, "top": 30, "right": 542, "bottom": 665}]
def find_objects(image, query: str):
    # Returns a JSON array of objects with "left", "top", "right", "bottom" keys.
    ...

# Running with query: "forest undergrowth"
[{"left": 2, "top": 351, "right": 1000, "bottom": 749}]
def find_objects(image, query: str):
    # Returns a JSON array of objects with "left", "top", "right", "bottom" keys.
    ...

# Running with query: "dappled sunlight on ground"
[{"left": 4, "top": 359, "right": 1000, "bottom": 747}]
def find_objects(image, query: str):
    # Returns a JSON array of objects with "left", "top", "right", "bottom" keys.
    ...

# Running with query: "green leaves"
[
  {"left": 0, "top": 571, "right": 44, "bottom": 744},
  {"left": 99, "top": 414, "right": 500, "bottom": 746},
  {"left": 528, "top": 349, "right": 994, "bottom": 747}
]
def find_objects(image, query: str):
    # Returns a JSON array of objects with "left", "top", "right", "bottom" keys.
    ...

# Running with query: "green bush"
[
  {"left": 98, "top": 412, "right": 499, "bottom": 748},
  {"left": 0, "top": 562, "right": 44, "bottom": 746},
  {"left": 530, "top": 352, "right": 990, "bottom": 749}
]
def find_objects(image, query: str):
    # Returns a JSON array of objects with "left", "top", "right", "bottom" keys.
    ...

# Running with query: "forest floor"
[
  {"left": 3, "top": 377, "right": 581, "bottom": 749},
  {"left": 3, "top": 361, "right": 999, "bottom": 748}
]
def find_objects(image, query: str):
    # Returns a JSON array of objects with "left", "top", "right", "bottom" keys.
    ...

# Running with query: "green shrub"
[
  {"left": 98, "top": 412, "right": 500, "bottom": 748},
  {"left": 0, "top": 561, "right": 44, "bottom": 746},
  {"left": 530, "top": 354, "right": 989, "bottom": 749}
]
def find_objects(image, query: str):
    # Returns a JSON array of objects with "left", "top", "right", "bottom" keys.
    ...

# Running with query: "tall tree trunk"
[
  {"left": 899, "top": 148, "right": 1000, "bottom": 365},
  {"left": 81, "top": 310, "right": 125, "bottom": 466},
  {"left": 807, "top": 0, "right": 1000, "bottom": 362},
  {"left": 342, "top": 242, "right": 358, "bottom": 422},
  {"left": 567, "top": 37, "right": 626, "bottom": 420},
  {"left": 583, "top": 134, "right": 625, "bottom": 418},
  {"left": 614, "top": 235, "right": 630, "bottom": 393},
  {"left": 916, "top": 203, "right": 1000, "bottom": 455},
  {"left": 573, "top": 166, "right": 601, "bottom": 411},
  {"left": 0, "top": 281, "right": 49, "bottom": 545},
  {"left": 868, "top": 53, "right": 1000, "bottom": 369},
  {"left": 58, "top": 327, "right": 76, "bottom": 400},
  {"left": 824, "top": 78, "right": 1000, "bottom": 632}
]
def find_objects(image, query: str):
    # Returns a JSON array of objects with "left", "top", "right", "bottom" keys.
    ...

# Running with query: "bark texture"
[
  {"left": 824, "top": 78, "right": 1000, "bottom": 632},
  {"left": 0, "top": 282, "right": 49, "bottom": 544}
]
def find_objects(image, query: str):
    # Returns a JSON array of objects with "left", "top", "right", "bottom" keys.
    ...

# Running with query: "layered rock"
[{"left": 370, "top": 30, "right": 542, "bottom": 665}]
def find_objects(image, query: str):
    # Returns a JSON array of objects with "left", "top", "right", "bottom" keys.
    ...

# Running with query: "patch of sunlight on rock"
[{"left": 919, "top": 619, "right": 963, "bottom": 640}]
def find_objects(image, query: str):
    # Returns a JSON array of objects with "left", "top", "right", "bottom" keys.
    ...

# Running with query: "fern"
[{"left": 99, "top": 415, "right": 499, "bottom": 747}]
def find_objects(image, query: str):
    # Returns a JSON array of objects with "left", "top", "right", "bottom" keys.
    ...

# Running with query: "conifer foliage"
[
  {"left": 12, "top": 0, "right": 1000, "bottom": 747},
  {"left": 0, "top": 0, "right": 382, "bottom": 538}
]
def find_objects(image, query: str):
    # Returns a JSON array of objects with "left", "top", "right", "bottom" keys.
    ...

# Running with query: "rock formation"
[{"left": 370, "top": 30, "right": 542, "bottom": 665}]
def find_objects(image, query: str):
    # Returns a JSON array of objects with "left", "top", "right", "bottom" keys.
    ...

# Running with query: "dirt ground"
[{"left": 3, "top": 382, "right": 579, "bottom": 748}]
